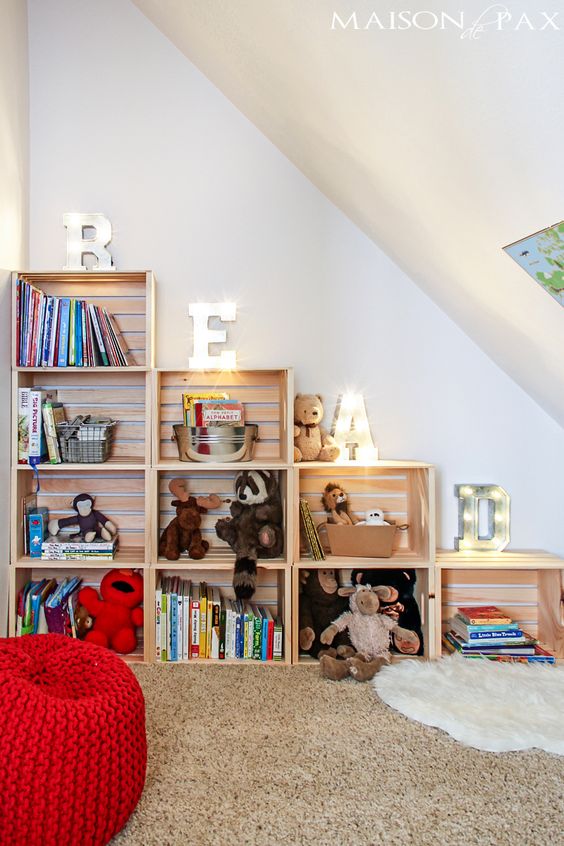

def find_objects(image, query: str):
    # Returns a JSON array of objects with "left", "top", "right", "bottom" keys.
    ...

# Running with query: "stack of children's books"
[
  {"left": 182, "top": 392, "right": 244, "bottom": 427},
  {"left": 16, "top": 576, "right": 83, "bottom": 638},
  {"left": 155, "top": 577, "right": 283, "bottom": 662},
  {"left": 16, "top": 277, "right": 132, "bottom": 367},
  {"left": 443, "top": 605, "right": 555, "bottom": 664}
]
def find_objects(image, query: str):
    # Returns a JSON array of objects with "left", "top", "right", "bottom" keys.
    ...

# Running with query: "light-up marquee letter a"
[{"left": 189, "top": 303, "right": 237, "bottom": 369}]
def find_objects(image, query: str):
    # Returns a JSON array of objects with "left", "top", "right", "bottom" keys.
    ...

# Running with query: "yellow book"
[
  {"left": 199, "top": 582, "right": 207, "bottom": 658},
  {"left": 182, "top": 392, "right": 229, "bottom": 426}
]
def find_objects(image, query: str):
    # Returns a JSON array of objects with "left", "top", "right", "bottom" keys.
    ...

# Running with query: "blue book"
[
  {"left": 28, "top": 508, "right": 49, "bottom": 558},
  {"left": 57, "top": 298, "right": 71, "bottom": 367},
  {"left": 260, "top": 606, "right": 269, "bottom": 661},
  {"left": 41, "top": 297, "right": 54, "bottom": 367},
  {"left": 170, "top": 585, "right": 178, "bottom": 661},
  {"left": 75, "top": 300, "right": 83, "bottom": 366},
  {"left": 235, "top": 611, "right": 242, "bottom": 659}
]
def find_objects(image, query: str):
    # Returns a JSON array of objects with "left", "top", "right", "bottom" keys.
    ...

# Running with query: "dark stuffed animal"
[
  {"left": 350, "top": 567, "right": 424, "bottom": 655},
  {"left": 299, "top": 568, "right": 353, "bottom": 659},
  {"left": 215, "top": 469, "right": 284, "bottom": 600},
  {"left": 159, "top": 478, "right": 221, "bottom": 561},
  {"left": 48, "top": 493, "right": 117, "bottom": 542}
]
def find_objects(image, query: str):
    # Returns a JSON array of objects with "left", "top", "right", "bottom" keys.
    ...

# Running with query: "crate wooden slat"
[
  {"left": 154, "top": 369, "right": 293, "bottom": 465},
  {"left": 13, "top": 270, "right": 154, "bottom": 368}
]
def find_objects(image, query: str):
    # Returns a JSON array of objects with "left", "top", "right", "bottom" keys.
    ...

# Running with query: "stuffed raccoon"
[{"left": 215, "top": 469, "right": 284, "bottom": 599}]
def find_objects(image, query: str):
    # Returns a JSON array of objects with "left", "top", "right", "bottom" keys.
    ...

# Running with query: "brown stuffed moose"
[{"left": 159, "top": 478, "right": 221, "bottom": 560}]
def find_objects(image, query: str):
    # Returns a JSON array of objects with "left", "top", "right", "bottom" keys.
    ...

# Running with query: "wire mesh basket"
[{"left": 56, "top": 416, "right": 116, "bottom": 463}]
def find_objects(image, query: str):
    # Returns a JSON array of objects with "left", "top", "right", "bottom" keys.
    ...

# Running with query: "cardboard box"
[{"left": 325, "top": 523, "right": 396, "bottom": 558}]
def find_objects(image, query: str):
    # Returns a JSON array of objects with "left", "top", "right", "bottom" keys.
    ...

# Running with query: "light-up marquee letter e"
[
  {"left": 454, "top": 484, "right": 510, "bottom": 552},
  {"left": 189, "top": 303, "right": 237, "bottom": 370},
  {"left": 63, "top": 213, "right": 115, "bottom": 271}
]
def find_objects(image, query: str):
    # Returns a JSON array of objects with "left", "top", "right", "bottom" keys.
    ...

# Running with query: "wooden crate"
[
  {"left": 153, "top": 368, "right": 293, "bottom": 466},
  {"left": 12, "top": 467, "right": 150, "bottom": 564},
  {"left": 146, "top": 565, "right": 290, "bottom": 664},
  {"left": 13, "top": 369, "right": 151, "bottom": 466},
  {"left": 436, "top": 551, "right": 564, "bottom": 659},
  {"left": 8, "top": 563, "right": 149, "bottom": 662},
  {"left": 294, "top": 461, "right": 435, "bottom": 565},
  {"left": 13, "top": 271, "right": 154, "bottom": 368},
  {"left": 154, "top": 468, "right": 292, "bottom": 565},
  {"left": 291, "top": 562, "right": 435, "bottom": 664}
]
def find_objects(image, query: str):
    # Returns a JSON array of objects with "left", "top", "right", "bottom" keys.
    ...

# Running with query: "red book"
[
  {"left": 457, "top": 606, "right": 512, "bottom": 625},
  {"left": 267, "top": 618, "right": 274, "bottom": 661}
]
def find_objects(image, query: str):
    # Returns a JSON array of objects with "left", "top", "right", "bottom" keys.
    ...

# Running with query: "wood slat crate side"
[
  {"left": 299, "top": 476, "right": 408, "bottom": 494},
  {"left": 442, "top": 587, "right": 538, "bottom": 604},
  {"left": 538, "top": 569, "right": 564, "bottom": 657},
  {"left": 159, "top": 370, "right": 286, "bottom": 388},
  {"left": 38, "top": 475, "right": 146, "bottom": 494}
]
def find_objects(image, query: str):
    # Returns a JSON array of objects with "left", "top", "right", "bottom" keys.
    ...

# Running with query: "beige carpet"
[{"left": 114, "top": 664, "right": 564, "bottom": 846}]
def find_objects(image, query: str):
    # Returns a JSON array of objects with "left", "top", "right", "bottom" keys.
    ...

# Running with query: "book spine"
[
  {"left": 90, "top": 306, "right": 109, "bottom": 366},
  {"left": 28, "top": 513, "right": 47, "bottom": 559},
  {"left": 183, "top": 593, "right": 190, "bottom": 660},
  {"left": 273, "top": 621, "right": 283, "bottom": 661},
  {"left": 190, "top": 599, "right": 200, "bottom": 659},
  {"left": 57, "top": 299, "right": 71, "bottom": 367},
  {"left": 42, "top": 403, "right": 61, "bottom": 464},
  {"left": 75, "top": 300, "right": 83, "bottom": 366},
  {"left": 160, "top": 593, "right": 168, "bottom": 662},
  {"left": 170, "top": 591, "right": 178, "bottom": 661},
  {"left": 97, "top": 306, "right": 117, "bottom": 365},
  {"left": 68, "top": 299, "right": 76, "bottom": 366},
  {"left": 17, "top": 388, "right": 30, "bottom": 463},
  {"left": 267, "top": 619, "right": 274, "bottom": 660},
  {"left": 29, "top": 391, "right": 46, "bottom": 465},
  {"left": 467, "top": 629, "right": 523, "bottom": 640},
  {"left": 48, "top": 298, "right": 60, "bottom": 367},
  {"left": 219, "top": 605, "right": 226, "bottom": 660},
  {"left": 253, "top": 614, "right": 261, "bottom": 660},
  {"left": 199, "top": 594, "right": 207, "bottom": 658}
]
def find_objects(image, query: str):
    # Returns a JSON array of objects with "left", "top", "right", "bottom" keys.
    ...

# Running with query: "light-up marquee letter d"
[
  {"left": 63, "top": 213, "right": 115, "bottom": 271},
  {"left": 189, "top": 303, "right": 237, "bottom": 369},
  {"left": 454, "top": 484, "right": 510, "bottom": 552}
]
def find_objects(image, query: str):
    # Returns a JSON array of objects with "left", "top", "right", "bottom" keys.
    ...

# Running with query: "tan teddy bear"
[{"left": 294, "top": 394, "right": 340, "bottom": 462}]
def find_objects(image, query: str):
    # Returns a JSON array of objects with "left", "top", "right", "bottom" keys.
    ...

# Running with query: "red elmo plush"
[{"left": 78, "top": 569, "right": 144, "bottom": 654}]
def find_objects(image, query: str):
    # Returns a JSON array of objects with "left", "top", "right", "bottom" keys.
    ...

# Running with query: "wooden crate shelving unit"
[
  {"left": 9, "top": 271, "right": 154, "bottom": 662},
  {"left": 436, "top": 550, "right": 564, "bottom": 660},
  {"left": 153, "top": 368, "right": 293, "bottom": 467},
  {"left": 291, "top": 460, "right": 436, "bottom": 664}
]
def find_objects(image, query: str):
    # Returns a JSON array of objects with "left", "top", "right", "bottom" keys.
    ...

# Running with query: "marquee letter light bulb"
[
  {"left": 454, "top": 484, "right": 510, "bottom": 552},
  {"left": 332, "top": 393, "right": 378, "bottom": 462},
  {"left": 63, "top": 213, "right": 115, "bottom": 271},
  {"left": 189, "top": 302, "right": 237, "bottom": 370}
]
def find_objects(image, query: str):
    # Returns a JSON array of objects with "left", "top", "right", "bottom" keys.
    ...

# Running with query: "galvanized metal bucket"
[{"left": 172, "top": 424, "right": 259, "bottom": 462}]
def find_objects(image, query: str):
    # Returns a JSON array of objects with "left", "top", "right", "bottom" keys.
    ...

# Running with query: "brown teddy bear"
[
  {"left": 294, "top": 394, "right": 340, "bottom": 462},
  {"left": 159, "top": 478, "right": 221, "bottom": 560}
]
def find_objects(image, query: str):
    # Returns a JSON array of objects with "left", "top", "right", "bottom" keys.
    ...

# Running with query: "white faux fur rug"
[{"left": 373, "top": 654, "right": 564, "bottom": 753}]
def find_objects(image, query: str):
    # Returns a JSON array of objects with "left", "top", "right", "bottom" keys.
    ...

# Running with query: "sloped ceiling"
[{"left": 131, "top": 0, "right": 564, "bottom": 426}]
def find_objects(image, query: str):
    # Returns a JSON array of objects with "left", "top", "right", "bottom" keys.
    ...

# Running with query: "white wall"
[
  {"left": 29, "top": 0, "right": 564, "bottom": 554},
  {"left": 0, "top": 0, "right": 29, "bottom": 634}
]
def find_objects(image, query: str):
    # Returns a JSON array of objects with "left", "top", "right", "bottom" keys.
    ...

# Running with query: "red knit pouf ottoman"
[{"left": 0, "top": 634, "right": 146, "bottom": 846}]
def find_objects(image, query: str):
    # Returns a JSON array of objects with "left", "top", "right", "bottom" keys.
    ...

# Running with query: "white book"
[
  {"left": 29, "top": 390, "right": 55, "bottom": 464},
  {"left": 182, "top": 587, "right": 190, "bottom": 660},
  {"left": 17, "top": 387, "right": 31, "bottom": 463},
  {"left": 155, "top": 578, "right": 162, "bottom": 661}
]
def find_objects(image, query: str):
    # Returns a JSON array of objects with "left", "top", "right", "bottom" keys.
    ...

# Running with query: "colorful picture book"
[
  {"left": 182, "top": 392, "right": 229, "bottom": 426},
  {"left": 155, "top": 577, "right": 283, "bottom": 662},
  {"left": 18, "top": 389, "right": 66, "bottom": 465},
  {"left": 443, "top": 605, "right": 555, "bottom": 664},
  {"left": 16, "top": 576, "right": 82, "bottom": 638},
  {"left": 16, "top": 277, "right": 133, "bottom": 367}
]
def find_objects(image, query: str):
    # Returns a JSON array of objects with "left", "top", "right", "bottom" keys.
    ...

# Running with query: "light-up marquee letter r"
[
  {"left": 63, "top": 213, "right": 115, "bottom": 271},
  {"left": 189, "top": 303, "right": 237, "bottom": 369}
]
